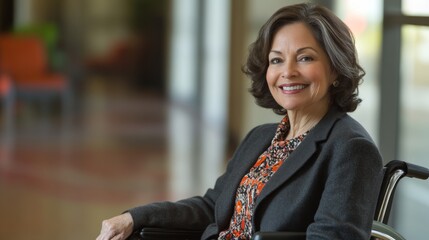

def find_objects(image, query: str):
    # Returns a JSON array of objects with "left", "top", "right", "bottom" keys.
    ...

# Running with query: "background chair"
[
  {"left": 0, "top": 34, "right": 72, "bottom": 133},
  {"left": 128, "top": 160, "right": 429, "bottom": 240},
  {"left": 13, "top": 23, "right": 65, "bottom": 71}
]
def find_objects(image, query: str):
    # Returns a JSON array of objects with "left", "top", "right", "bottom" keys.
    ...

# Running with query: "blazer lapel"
[
  {"left": 215, "top": 124, "right": 276, "bottom": 228},
  {"left": 255, "top": 107, "right": 345, "bottom": 207}
]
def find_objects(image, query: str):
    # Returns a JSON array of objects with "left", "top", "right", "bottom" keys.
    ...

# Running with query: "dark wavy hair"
[{"left": 243, "top": 3, "right": 364, "bottom": 114}]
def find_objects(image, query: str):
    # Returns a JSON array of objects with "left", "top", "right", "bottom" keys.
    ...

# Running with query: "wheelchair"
[{"left": 128, "top": 160, "right": 429, "bottom": 240}]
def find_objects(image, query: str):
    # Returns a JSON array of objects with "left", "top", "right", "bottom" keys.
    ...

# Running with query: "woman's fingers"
[
  {"left": 96, "top": 220, "right": 119, "bottom": 240},
  {"left": 110, "top": 234, "right": 125, "bottom": 240},
  {"left": 96, "top": 213, "right": 134, "bottom": 240}
]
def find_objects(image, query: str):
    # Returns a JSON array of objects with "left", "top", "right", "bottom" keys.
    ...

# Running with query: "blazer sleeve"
[
  {"left": 126, "top": 124, "right": 266, "bottom": 232},
  {"left": 306, "top": 137, "right": 383, "bottom": 239}
]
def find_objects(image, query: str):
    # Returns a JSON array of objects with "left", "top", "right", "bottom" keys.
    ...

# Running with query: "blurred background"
[{"left": 0, "top": 0, "right": 428, "bottom": 239}]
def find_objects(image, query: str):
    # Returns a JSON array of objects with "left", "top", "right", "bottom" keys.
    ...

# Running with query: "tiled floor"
[{"left": 0, "top": 78, "right": 173, "bottom": 239}]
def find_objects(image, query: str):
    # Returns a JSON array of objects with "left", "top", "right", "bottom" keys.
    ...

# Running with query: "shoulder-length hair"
[{"left": 243, "top": 3, "right": 364, "bottom": 114}]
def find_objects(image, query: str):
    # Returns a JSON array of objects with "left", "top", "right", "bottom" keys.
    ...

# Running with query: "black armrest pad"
[
  {"left": 134, "top": 228, "right": 305, "bottom": 240},
  {"left": 139, "top": 227, "right": 203, "bottom": 240},
  {"left": 251, "top": 232, "right": 306, "bottom": 240}
]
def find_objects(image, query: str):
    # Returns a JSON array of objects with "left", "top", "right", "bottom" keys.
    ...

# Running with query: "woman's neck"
[{"left": 286, "top": 104, "right": 330, "bottom": 139}]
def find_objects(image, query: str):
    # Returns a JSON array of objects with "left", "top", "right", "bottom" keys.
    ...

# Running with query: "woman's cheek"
[{"left": 265, "top": 69, "right": 275, "bottom": 85}]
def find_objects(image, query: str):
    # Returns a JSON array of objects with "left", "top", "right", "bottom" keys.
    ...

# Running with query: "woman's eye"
[
  {"left": 269, "top": 58, "right": 282, "bottom": 64},
  {"left": 299, "top": 56, "right": 313, "bottom": 62}
]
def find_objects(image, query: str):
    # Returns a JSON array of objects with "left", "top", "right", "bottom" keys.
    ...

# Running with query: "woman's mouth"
[{"left": 280, "top": 84, "right": 308, "bottom": 91}]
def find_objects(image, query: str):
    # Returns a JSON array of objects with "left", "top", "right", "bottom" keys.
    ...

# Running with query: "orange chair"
[{"left": 0, "top": 34, "right": 71, "bottom": 131}]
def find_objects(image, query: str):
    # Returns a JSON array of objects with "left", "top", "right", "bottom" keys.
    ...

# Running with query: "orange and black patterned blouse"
[{"left": 218, "top": 115, "right": 308, "bottom": 240}]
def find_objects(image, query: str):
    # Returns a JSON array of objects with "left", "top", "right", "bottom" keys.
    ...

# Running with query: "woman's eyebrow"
[
  {"left": 269, "top": 50, "right": 282, "bottom": 55},
  {"left": 269, "top": 47, "right": 319, "bottom": 55},
  {"left": 297, "top": 46, "right": 318, "bottom": 53}
]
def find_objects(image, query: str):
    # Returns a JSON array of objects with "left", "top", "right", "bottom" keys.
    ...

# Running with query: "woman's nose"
[{"left": 281, "top": 61, "right": 298, "bottom": 79}]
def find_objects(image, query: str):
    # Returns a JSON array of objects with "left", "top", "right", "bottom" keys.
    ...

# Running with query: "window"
[
  {"left": 396, "top": 25, "right": 429, "bottom": 239},
  {"left": 334, "top": 0, "right": 382, "bottom": 143}
]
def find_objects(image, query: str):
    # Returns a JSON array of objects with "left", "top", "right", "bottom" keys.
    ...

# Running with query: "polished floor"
[{"left": 0, "top": 78, "right": 177, "bottom": 239}]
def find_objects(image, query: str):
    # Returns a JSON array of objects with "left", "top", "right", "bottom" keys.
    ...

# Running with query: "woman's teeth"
[{"left": 281, "top": 85, "right": 306, "bottom": 91}]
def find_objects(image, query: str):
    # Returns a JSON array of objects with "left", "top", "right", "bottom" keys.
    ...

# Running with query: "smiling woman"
[{"left": 97, "top": 3, "right": 382, "bottom": 240}]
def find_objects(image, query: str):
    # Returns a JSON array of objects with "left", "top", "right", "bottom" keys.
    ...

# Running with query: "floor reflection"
[{"left": 0, "top": 78, "right": 171, "bottom": 239}]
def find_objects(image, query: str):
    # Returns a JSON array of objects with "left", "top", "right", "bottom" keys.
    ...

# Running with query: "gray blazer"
[{"left": 128, "top": 107, "right": 383, "bottom": 239}]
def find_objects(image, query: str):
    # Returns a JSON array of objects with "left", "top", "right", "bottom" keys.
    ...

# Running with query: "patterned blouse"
[{"left": 218, "top": 115, "right": 308, "bottom": 240}]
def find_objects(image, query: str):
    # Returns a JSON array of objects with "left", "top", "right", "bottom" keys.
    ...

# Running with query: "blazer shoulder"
[
  {"left": 331, "top": 114, "right": 375, "bottom": 142},
  {"left": 310, "top": 108, "right": 375, "bottom": 146},
  {"left": 229, "top": 123, "right": 277, "bottom": 165},
  {"left": 326, "top": 114, "right": 382, "bottom": 166},
  {"left": 235, "top": 123, "right": 277, "bottom": 146},
  {"left": 251, "top": 123, "right": 278, "bottom": 136}
]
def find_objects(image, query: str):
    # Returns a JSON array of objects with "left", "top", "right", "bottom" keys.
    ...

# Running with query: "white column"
[
  {"left": 199, "top": 0, "right": 231, "bottom": 192},
  {"left": 14, "top": 0, "right": 33, "bottom": 27},
  {"left": 167, "top": 0, "right": 200, "bottom": 200}
]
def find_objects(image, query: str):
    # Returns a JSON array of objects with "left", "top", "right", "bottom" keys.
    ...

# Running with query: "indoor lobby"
[{"left": 1, "top": 0, "right": 429, "bottom": 239}]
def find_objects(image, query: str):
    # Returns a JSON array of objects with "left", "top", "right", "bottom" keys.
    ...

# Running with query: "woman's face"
[{"left": 266, "top": 22, "right": 336, "bottom": 115}]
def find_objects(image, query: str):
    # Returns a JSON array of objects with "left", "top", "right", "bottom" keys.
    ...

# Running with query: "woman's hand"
[{"left": 96, "top": 212, "right": 134, "bottom": 240}]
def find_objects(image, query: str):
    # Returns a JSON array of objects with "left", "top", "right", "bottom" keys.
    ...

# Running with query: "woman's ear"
[{"left": 330, "top": 70, "right": 338, "bottom": 85}]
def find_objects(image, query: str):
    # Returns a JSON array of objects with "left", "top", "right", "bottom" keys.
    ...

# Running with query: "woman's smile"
[{"left": 279, "top": 83, "right": 309, "bottom": 93}]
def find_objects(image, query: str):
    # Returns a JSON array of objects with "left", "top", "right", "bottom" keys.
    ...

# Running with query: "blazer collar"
[{"left": 255, "top": 107, "right": 345, "bottom": 206}]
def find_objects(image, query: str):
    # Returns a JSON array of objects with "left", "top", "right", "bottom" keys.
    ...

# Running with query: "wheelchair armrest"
[
  {"left": 376, "top": 160, "right": 429, "bottom": 223},
  {"left": 133, "top": 228, "right": 306, "bottom": 240},
  {"left": 133, "top": 227, "right": 203, "bottom": 240},
  {"left": 404, "top": 161, "right": 429, "bottom": 179},
  {"left": 251, "top": 232, "right": 306, "bottom": 240}
]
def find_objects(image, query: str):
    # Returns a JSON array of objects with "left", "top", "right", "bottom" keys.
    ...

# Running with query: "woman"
[{"left": 97, "top": 3, "right": 383, "bottom": 240}]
